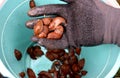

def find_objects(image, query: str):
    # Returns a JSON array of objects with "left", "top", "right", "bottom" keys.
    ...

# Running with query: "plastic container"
[{"left": 0, "top": 0, "right": 120, "bottom": 78}]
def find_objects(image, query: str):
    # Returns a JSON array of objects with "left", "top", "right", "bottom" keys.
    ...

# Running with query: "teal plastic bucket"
[{"left": 0, "top": 0, "right": 120, "bottom": 78}]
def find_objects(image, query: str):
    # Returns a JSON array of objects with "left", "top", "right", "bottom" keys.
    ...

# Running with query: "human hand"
[
  {"left": 26, "top": 0, "right": 120, "bottom": 49},
  {"left": 26, "top": 0, "right": 104, "bottom": 49}
]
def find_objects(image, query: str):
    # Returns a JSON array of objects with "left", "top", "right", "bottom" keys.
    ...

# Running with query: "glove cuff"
[{"left": 103, "top": 9, "right": 120, "bottom": 46}]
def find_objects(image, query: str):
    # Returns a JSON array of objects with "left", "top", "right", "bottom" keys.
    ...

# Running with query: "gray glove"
[{"left": 26, "top": 0, "right": 120, "bottom": 49}]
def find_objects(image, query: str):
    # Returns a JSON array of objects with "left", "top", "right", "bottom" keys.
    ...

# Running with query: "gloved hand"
[{"left": 26, "top": 0, "right": 120, "bottom": 49}]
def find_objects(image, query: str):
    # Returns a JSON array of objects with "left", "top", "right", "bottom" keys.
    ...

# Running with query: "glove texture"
[{"left": 26, "top": 0, "right": 120, "bottom": 49}]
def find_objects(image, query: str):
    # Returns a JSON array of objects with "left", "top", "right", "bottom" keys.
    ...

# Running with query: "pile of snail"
[{"left": 34, "top": 17, "right": 66, "bottom": 39}]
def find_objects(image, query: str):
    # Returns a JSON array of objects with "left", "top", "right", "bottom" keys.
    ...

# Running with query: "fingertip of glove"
[
  {"left": 28, "top": 8, "right": 37, "bottom": 16},
  {"left": 25, "top": 21, "right": 34, "bottom": 29},
  {"left": 38, "top": 39, "right": 45, "bottom": 46},
  {"left": 31, "top": 36, "right": 39, "bottom": 42}
]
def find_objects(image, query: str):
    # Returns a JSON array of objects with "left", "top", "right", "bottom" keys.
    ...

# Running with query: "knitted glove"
[{"left": 26, "top": 0, "right": 120, "bottom": 49}]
